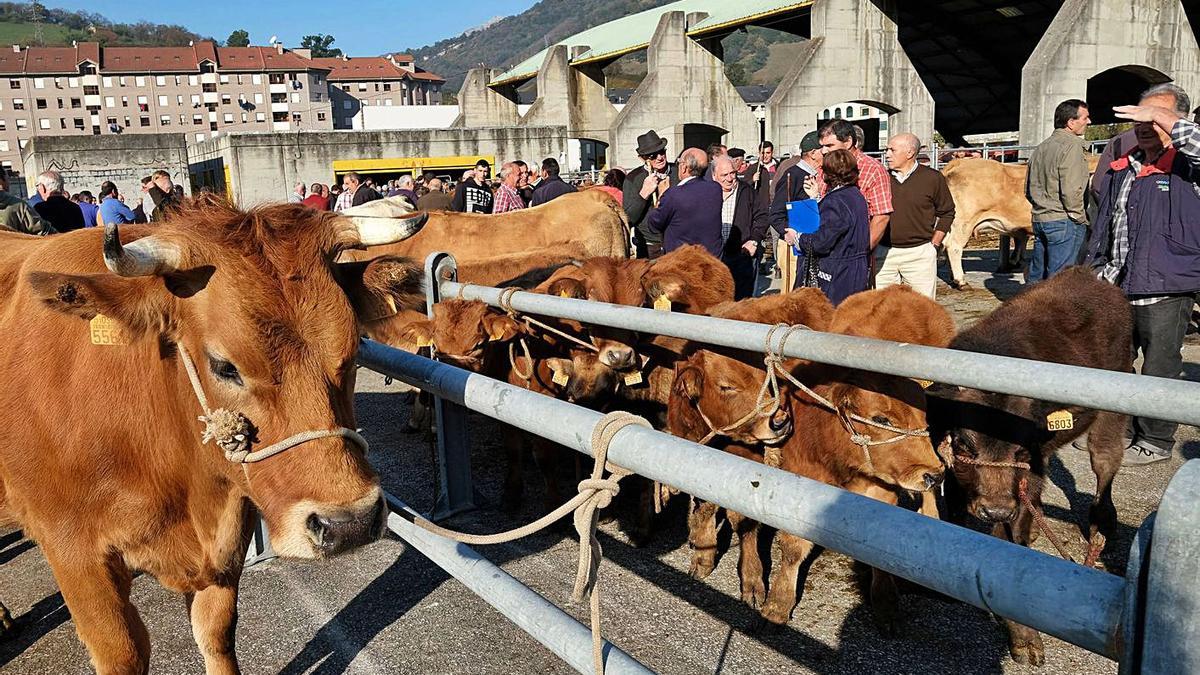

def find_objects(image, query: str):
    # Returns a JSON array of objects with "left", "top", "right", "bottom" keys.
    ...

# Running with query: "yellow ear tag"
[
  {"left": 914, "top": 379, "right": 933, "bottom": 389},
  {"left": 552, "top": 370, "right": 570, "bottom": 386},
  {"left": 486, "top": 325, "right": 505, "bottom": 342},
  {"left": 559, "top": 290, "right": 572, "bottom": 298},
  {"left": 1047, "top": 410, "right": 1074, "bottom": 432},
  {"left": 416, "top": 336, "right": 433, "bottom": 349},
  {"left": 90, "top": 314, "right": 128, "bottom": 346},
  {"left": 653, "top": 295, "right": 671, "bottom": 311},
  {"left": 623, "top": 371, "right": 643, "bottom": 387}
]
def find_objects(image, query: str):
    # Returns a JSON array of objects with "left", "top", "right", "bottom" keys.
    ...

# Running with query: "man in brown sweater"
[{"left": 877, "top": 133, "right": 955, "bottom": 298}]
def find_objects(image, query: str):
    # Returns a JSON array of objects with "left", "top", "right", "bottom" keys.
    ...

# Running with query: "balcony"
[
  {"left": 270, "top": 102, "right": 289, "bottom": 113},
  {"left": 272, "top": 121, "right": 290, "bottom": 132},
  {"left": 202, "top": 92, "right": 218, "bottom": 105},
  {"left": 269, "top": 83, "right": 288, "bottom": 94}
]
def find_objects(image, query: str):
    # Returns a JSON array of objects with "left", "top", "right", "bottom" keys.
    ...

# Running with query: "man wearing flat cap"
[{"left": 624, "top": 130, "right": 678, "bottom": 259}]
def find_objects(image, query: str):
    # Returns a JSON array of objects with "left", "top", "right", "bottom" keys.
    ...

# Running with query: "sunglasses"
[{"left": 641, "top": 150, "right": 667, "bottom": 159}]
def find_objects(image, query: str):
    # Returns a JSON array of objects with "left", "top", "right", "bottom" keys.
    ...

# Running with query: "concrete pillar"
[
  {"left": 766, "top": 0, "right": 934, "bottom": 151},
  {"left": 451, "top": 68, "right": 519, "bottom": 128},
  {"left": 1019, "top": 0, "right": 1200, "bottom": 146},
  {"left": 610, "top": 11, "right": 760, "bottom": 167}
]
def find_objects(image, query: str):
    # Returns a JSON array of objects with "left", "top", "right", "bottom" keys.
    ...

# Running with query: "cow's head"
[
  {"left": 399, "top": 300, "right": 522, "bottom": 371},
  {"left": 928, "top": 386, "right": 1050, "bottom": 523},
  {"left": 28, "top": 197, "right": 428, "bottom": 558},
  {"left": 640, "top": 244, "right": 734, "bottom": 316},
  {"left": 538, "top": 257, "right": 650, "bottom": 371}
]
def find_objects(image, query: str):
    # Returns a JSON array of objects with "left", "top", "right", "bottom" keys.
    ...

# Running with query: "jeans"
[
  {"left": 1132, "top": 295, "right": 1198, "bottom": 454},
  {"left": 1027, "top": 218, "right": 1086, "bottom": 283}
]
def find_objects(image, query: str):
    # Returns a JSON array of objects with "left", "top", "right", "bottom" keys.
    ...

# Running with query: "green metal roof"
[{"left": 490, "top": 0, "right": 813, "bottom": 87}]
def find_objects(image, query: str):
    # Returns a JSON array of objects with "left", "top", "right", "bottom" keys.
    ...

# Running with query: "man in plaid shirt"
[
  {"left": 1086, "top": 83, "right": 1200, "bottom": 465},
  {"left": 493, "top": 162, "right": 525, "bottom": 214},
  {"left": 794, "top": 118, "right": 893, "bottom": 250}
]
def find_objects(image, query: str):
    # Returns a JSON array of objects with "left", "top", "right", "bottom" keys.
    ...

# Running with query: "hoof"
[
  {"left": 751, "top": 613, "right": 786, "bottom": 634},
  {"left": 872, "top": 608, "right": 903, "bottom": 639},
  {"left": 741, "top": 582, "right": 766, "bottom": 609},
  {"left": 757, "top": 602, "right": 792, "bottom": 629},
  {"left": 1010, "top": 640, "right": 1046, "bottom": 667},
  {"left": 0, "top": 603, "right": 12, "bottom": 638},
  {"left": 949, "top": 280, "right": 971, "bottom": 291}
]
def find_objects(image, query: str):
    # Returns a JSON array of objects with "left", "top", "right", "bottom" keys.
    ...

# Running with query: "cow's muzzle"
[{"left": 305, "top": 495, "right": 386, "bottom": 556}]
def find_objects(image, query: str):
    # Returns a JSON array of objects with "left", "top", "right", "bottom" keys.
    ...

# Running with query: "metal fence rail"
[
  {"left": 357, "top": 340, "right": 1128, "bottom": 660},
  {"left": 440, "top": 279, "right": 1200, "bottom": 428}
]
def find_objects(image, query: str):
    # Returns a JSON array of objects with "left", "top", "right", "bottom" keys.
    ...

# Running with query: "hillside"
[
  {"left": 0, "top": 2, "right": 208, "bottom": 47},
  {"left": 403, "top": 0, "right": 803, "bottom": 93}
]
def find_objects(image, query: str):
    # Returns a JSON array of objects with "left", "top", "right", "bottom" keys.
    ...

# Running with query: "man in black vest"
[{"left": 623, "top": 130, "right": 678, "bottom": 259}]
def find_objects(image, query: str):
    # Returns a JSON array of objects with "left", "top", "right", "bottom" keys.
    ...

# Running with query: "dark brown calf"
[{"left": 928, "top": 267, "right": 1132, "bottom": 666}]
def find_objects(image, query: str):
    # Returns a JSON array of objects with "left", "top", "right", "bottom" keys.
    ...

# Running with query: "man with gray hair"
[
  {"left": 1085, "top": 84, "right": 1200, "bottom": 465},
  {"left": 289, "top": 181, "right": 306, "bottom": 203},
  {"left": 647, "top": 147, "right": 723, "bottom": 256},
  {"left": 0, "top": 172, "right": 54, "bottom": 234},
  {"left": 33, "top": 170, "right": 83, "bottom": 232},
  {"left": 393, "top": 174, "right": 418, "bottom": 207},
  {"left": 877, "top": 133, "right": 955, "bottom": 297},
  {"left": 493, "top": 162, "right": 525, "bottom": 214}
]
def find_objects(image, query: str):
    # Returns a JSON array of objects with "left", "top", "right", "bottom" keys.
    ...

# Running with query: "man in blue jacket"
[
  {"left": 648, "top": 148, "right": 723, "bottom": 257},
  {"left": 1087, "top": 83, "right": 1200, "bottom": 466}
]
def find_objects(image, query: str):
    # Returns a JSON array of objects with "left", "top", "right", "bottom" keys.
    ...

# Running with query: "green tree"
[
  {"left": 300, "top": 34, "right": 341, "bottom": 58},
  {"left": 225, "top": 29, "right": 250, "bottom": 47}
]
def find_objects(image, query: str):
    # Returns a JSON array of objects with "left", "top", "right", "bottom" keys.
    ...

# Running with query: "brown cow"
[
  {"left": 670, "top": 286, "right": 955, "bottom": 631},
  {"left": 927, "top": 267, "right": 1130, "bottom": 666},
  {"left": 0, "top": 198, "right": 427, "bottom": 672}
]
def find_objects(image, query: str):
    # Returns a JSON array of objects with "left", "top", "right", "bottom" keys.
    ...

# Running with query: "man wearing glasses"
[{"left": 623, "top": 130, "right": 678, "bottom": 259}]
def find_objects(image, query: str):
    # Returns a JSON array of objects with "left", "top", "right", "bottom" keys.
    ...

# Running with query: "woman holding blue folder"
[{"left": 776, "top": 149, "right": 871, "bottom": 305}]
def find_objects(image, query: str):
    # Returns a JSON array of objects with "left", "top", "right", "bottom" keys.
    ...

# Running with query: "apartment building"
[
  {"left": 0, "top": 41, "right": 334, "bottom": 173},
  {"left": 313, "top": 53, "right": 445, "bottom": 130}
]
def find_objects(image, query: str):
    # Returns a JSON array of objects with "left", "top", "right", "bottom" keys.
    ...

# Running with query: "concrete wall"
[
  {"left": 188, "top": 126, "right": 567, "bottom": 207},
  {"left": 518, "top": 45, "right": 616, "bottom": 149},
  {"left": 21, "top": 132, "right": 188, "bottom": 196},
  {"left": 767, "top": 0, "right": 934, "bottom": 150},
  {"left": 1020, "top": 0, "right": 1200, "bottom": 145},
  {"left": 451, "top": 68, "right": 520, "bottom": 128},
  {"left": 609, "top": 11, "right": 760, "bottom": 167}
]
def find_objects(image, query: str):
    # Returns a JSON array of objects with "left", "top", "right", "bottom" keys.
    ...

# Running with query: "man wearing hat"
[
  {"left": 623, "top": 130, "right": 678, "bottom": 259},
  {"left": 772, "top": 131, "right": 823, "bottom": 197}
]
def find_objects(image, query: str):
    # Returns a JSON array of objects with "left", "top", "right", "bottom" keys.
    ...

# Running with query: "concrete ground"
[{"left": 1, "top": 249, "right": 1195, "bottom": 674}]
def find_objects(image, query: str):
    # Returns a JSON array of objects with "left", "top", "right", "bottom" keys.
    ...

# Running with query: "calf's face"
[
  {"left": 831, "top": 376, "right": 943, "bottom": 493},
  {"left": 670, "top": 350, "right": 793, "bottom": 446},
  {"left": 399, "top": 300, "right": 521, "bottom": 372}
]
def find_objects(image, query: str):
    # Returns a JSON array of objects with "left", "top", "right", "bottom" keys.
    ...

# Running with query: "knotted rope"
[
  {"left": 175, "top": 344, "right": 368, "bottom": 463},
  {"left": 498, "top": 286, "right": 602, "bottom": 354},
  {"left": 409, "top": 411, "right": 651, "bottom": 675}
]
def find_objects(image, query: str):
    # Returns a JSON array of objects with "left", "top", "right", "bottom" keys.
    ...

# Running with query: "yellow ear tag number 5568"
[{"left": 90, "top": 314, "right": 128, "bottom": 346}]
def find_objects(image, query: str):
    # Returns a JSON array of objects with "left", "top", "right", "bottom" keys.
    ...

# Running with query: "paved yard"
[{"left": 0, "top": 250, "right": 1194, "bottom": 674}]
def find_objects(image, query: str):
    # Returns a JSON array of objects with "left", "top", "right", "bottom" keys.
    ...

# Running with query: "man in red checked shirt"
[{"left": 802, "top": 119, "right": 893, "bottom": 250}]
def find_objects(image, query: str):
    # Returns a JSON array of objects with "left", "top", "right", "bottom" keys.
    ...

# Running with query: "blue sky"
[{"left": 52, "top": 0, "right": 539, "bottom": 56}]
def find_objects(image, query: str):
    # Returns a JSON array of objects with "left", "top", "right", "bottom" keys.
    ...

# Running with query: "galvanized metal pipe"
[
  {"left": 1140, "top": 461, "right": 1200, "bottom": 674},
  {"left": 359, "top": 340, "right": 1126, "bottom": 659},
  {"left": 384, "top": 492, "right": 655, "bottom": 675},
  {"left": 441, "top": 280, "right": 1200, "bottom": 428}
]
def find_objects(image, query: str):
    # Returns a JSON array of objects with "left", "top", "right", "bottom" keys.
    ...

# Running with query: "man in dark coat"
[
  {"left": 346, "top": 172, "right": 382, "bottom": 208},
  {"left": 33, "top": 171, "right": 83, "bottom": 232},
  {"left": 712, "top": 156, "right": 768, "bottom": 299},
  {"left": 450, "top": 159, "right": 494, "bottom": 213},
  {"left": 530, "top": 157, "right": 577, "bottom": 206},
  {"left": 623, "top": 130, "right": 678, "bottom": 259},
  {"left": 647, "top": 148, "right": 723, "bottom": 257}
]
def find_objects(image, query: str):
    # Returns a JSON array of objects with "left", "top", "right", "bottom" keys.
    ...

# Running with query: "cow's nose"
[
  {"left": 977, "top": 503, "right": 1014, "bottom": 523},
  {"left": 922, "top": 472, "right": 943, "bottom": 491},
  {"left": 769, "top": 408, "right": 791, "bottom": 434},
  {"left": 305, "top": 499, "right": 385, "bottom": 556},
  {"left": 602, "top": 346, "right": 637, "bottom": 370}
]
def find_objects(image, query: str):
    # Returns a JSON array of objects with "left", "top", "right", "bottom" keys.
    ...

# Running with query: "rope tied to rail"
[
  {"left": 498, "top": 285, "right": 601, "bottom": 353},
  {"left": 407, "top": 410, "right": 651, "bottom": 675},
  {"left": 175, "top": 343, "right": 368, "bottom": 463}
]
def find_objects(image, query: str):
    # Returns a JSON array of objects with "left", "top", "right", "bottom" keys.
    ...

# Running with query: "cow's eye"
[
  {"left": 718, "top": 383, "right": 737, "bottom": 393},
  {"left": 209, "top": 355, "right": 244, "bottom": 387},
  {"left": 871, "top": 415, "right": 891, "bottom": 425}
]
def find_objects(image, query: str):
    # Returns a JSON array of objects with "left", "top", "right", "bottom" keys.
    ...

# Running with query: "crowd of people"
[{"left": 0, "top": 168, "right": 183, "bottom": 235}]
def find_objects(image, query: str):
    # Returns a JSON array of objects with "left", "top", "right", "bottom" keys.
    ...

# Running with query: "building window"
[
  {"left": 189, "top": 75, "right": 199, "bottom": 86},
  {"left": 33, "top": 78, "right": 43, "bottom": 89},
  {"left": 178, "top": 114, "right": 185, "bottom": 125},
  {"left": 81, "top": 63, "right": 96, "bottom": 75},
  {"left": 209, "top": 121, "right": 217, "bottom": 131},
  {"left": 0, "top": 141, "right": 8, "bottom": 152},
  {"left": 157, "top": 95, "right": 168, "bottom": 107},
  {"left": 255, "top": 112, "right": 265, "bottom": 122},
  {"left": 205, "top": 103, "right": 217, "bottom": 112},
  {"left": 241, "top": 112, "right": 247, "bottom": 122},
  {"left": 343, "top": 117, "right": 352, "bottom": 127},
  {"left": 236, "top": 75, "right": 244, "bottom": 85},
  {"left": 317, "top": 111, "right": 326, "bottom": 121},
  {"left": 357, "top": 83, "right": 366, "bottom": 92},
  {"left": 34, "top": 98, "right": 45, "bottom": 109},
  {"left": 314, "top": 93, "right": 321, "bottom": 102},
  {"left": 201, "top": 62, "right": 215, "bottom": 74},
  {"left": 196, "top": 133, "right": 204, "bottom": 142},
  {"left": 121, "top": 96, "right": 128, "bottom": 107},
  {"left": 139, "top": 116, "right": 150, "bottom": 127},
  {"left": 17, "top": 139, "right": 26, "bottom": 149},
  {"left": 58, "top": 118, "right": 65, "bottom": 129},
  {"left": 860, "top": 107, "right": 869, "bottom": 117},
  {"left": 7, "top": 79, "right": 17, "bottom": 89},
  {"left": 219, "top": 75, "right": 229, "bottom": 84},
  {"left": 385, "top": 99, "right": 393, "bottom": 107},
  {"left": 84, "top": 85, "right": 98, "bottom": 96},
  {"left": 223, "top": 113, "right": 233, "bottom": 123},
  {"left": 123, "top": 116, "right": 130, "bottom": 127},
  {"left": 0, "top": 121, "right": 6, "bottom": 131},
  {"left": 202, "top": 83, "right": 216, "bottom": 93},
  {"left": 270, "top": 93, "right": 286, "bottom": 103},
  {"left": 11, "top": 99, "right": 22, "bottom": 110},
  {"left": 383, "top": 83, "right": 391, "bottom": 92},
  {"left": 252, "top": 74, "right": 262, "bottom": 85},
  {"left": 362, "top": 100, "right": 368, "bottom": 107},
  {"left": 66, "top": 77, "right": 77, "bottom": 88},
  {"left": 342, "top": 100, "right": 351, "bottom": 110},
  {"left": 13, "top": 118, "right": 24, "bottom": 129},
  {"left": 138, "top": 103, "right": 148, "bottom": 113},
  {"left": 70, "top": 98, "right": 80, "bottom": 109},
  {"left": 38, "top": 118, "right": 48, "bottom": 129},
  {"left": 106, "top": 116, "right": 116, "bottom": 125},
  {"left": 135, "top": 76, "right": 146, "bottom": 87},
  {"left": 86, "top": 106, "right": 99, "bottom": 114},
  {"left": 268, "top": 73, "right": 285, "bottom": 84},
  {"left": 193, "top": 114, "right": 203, "bottom": 125},
  {"left": 74, "top": 118, "right": 84, "bottom": 129},
  {"left": 119, "top": 76, "right": 127, "bottom": 87},
  {"left": 153, "top": 76, "right": 164, "bottom": 87},
  {"left": 102, "top": 77, "right": 113, "bottom": 87},
  {"left": 221, "top": 94, "right": 231, "bottom": 105},
  {"left": 104, "top": 96, "right": 114, "bottom": 107},
  {"left": 176, "top": 95, "right": 184, "bottom": 105},
  {"left": 253, "top": 93, "right": 263, "bottom": 104},
  {"left": 273, "top": 111, "right": 288, "bottom": 122},
  {"left": 291, "top": 92, "right": 300, "bottom": 103},
  {"left": 159, "top": 114, "right": 170, "bottom": 126}
]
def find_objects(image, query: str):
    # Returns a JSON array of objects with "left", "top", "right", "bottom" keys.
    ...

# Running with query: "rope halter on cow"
[{"left": 175, "top": 343, "right": 368, "bottom": 464}]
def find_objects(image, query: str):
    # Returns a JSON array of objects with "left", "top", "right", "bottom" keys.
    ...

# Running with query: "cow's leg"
[
  {"left": 946, "top": 231, "right": 969, "bottom": 289},
  {"left": 0, "top": 600, "right": 11, "bottom": 637},
  {"left": 728, "top": 510, "right": 765, "bottom": 608},
  {"left": 1087, "top": 412, "right": 1126, "bottom": 544},
  {"left": 860, "top": 484, "right": 903, "bottom": 636},
  {"left": 759, "top": 531, "right": 814, "bottom": 626},
  {"left": 990, "top": 514, "right": 1046, "bottom": 665},
  {"left": 631, "top": 479, "right": 655, "bottom": 548},
  {"left": 187, "top": 584, "right": 240, "bottom": 675},
  {"left": 501, "top": 425, "right": 525, "bottom": 513},
  {"left": 45, "top": 547, "right": 150, "bottom": 674},
  {"left": 530, "top": 438, "right": 562, "bottom": 515},
  {"left": 687, "top": 498, "right": 720, "bottom": 579},
  {"left": 1011, "top": 230, "right": 1029, "bottom": 269}
]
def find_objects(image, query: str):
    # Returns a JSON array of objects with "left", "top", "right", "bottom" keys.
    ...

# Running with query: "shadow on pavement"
[{"left": 0, "top": 591, "right": 69, "bottom": 668}]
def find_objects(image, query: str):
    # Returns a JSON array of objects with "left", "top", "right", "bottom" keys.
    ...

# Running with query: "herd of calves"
[{"left": 372, "top": 245, "right": 1134, "bottom": 667}]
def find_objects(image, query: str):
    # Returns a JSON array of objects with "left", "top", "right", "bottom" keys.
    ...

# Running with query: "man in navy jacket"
[{"left": 648, "top": 148, "right": 723, "bottom": 257}]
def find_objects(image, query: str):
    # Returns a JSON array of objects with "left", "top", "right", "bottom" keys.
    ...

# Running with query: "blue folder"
[{"left": 785, "top": 198, "right": 820, "bottom": 234}]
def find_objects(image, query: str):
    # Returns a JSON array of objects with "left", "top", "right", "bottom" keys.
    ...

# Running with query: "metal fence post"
[
  {"left": 424, "top": 252, "right": 478, "bottom": 520},
  {"left": 1138, "top": 460, "right": 1200, "bottom": 673},
  {"left": 244, "top": 515, "right": 276, "bottom": 567},
  {"left": 1119, "top": 513, "right": 1154, "bottom": 675}
]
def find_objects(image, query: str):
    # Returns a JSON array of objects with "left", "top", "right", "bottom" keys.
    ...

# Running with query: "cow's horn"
[
  {"left": 103, "top": 221, "right": 182, "bottom": 277},
  {"left": 340, "top": 196, "right": 428, "bottom": 246}
]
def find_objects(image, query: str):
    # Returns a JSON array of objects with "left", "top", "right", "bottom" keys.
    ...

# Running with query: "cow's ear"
[
  {"left": 397, "top": 320, "right": 435, "bottom": 352},
  {"left": 481, "top": 314, "right": 521, "bottom": 343},
  {"left": 642, "top": 273, "right": 685, "bottom": 307},
  {"left": 27, "top": 271, "right": 172, "bottom": 339},
  {"left": 675, "top": 365, "right": 704, "bottom": 401},
  {"left": 338, "top": 256, "right": 424, "bottom": 322},
  {"left": 547, "top": 277, "right": 586, "bottom": 300}
]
